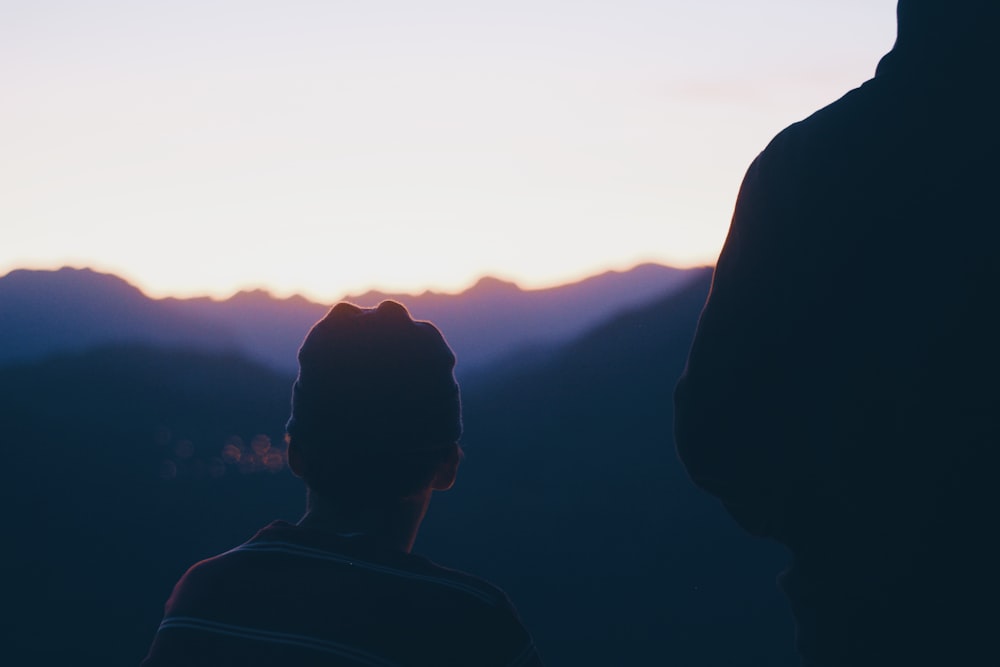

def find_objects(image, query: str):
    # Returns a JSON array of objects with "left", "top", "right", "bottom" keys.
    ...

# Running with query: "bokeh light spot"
[
  {"left": 263, "top": 451, "right": 285, "bottom": 472},
  {"left": 158, "top": 460, "right": 177, "bottom": 481},
  {"left": 221, "top": 442, "right": 242, "bottom": 463},
  {"left": 251, "top": 434, "right": 272, "bottom": 456}
]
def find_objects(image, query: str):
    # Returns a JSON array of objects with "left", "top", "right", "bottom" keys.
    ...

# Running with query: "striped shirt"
[{"left": 143, "top": 521, "right": 541, "bottom": 667}]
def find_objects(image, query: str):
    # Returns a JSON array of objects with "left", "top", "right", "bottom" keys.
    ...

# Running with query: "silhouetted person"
[
  {"left": 143, "top": 301, "right": 541, "bottom": 666},
  {"left": 674, "top": 2, "right": 1000, "bottom": 665}
]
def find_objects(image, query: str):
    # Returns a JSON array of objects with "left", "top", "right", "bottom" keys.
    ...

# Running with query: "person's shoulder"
[
  {"left": 736, "top": 75, "right": 906, "bottom": 215},
  {"left": 238, "top": 520, "right": 516, "bottom": 611},
  {"left": 406, "top": 555, "right": 541, "bottom": 666},
  {"left": 764, "top": 79, "right": 881, "bottom": 159},
  {"left": 404, "top": 552, "right": 519, "bottom": 609},
  {"left": 163, "top": 522, "right": 284, "bottom": 611}
]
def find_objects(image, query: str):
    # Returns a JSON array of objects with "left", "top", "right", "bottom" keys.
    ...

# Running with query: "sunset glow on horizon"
[{"left": 2, "top": 1, "right": 897, "bottom": 302}]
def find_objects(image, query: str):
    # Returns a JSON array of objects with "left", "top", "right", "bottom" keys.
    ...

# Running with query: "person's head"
[
  {"left": 285, "top": 300, "right": 462, "bottom": 508},
  {"left": 892, "top": 1, "right": 1000, "bottom": 62}
]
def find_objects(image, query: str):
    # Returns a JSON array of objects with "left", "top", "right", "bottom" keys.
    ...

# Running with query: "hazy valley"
[{"left": 0, "top": 264, "right": 794, "bottom": 666}]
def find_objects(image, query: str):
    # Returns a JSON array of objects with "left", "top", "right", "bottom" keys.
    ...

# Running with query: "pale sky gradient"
[{"left": 1, "top": 1, "right": 898, "bottom": 301}]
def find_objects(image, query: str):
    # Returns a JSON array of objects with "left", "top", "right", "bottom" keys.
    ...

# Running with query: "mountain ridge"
[{"left": 1, "top": 263, "right": 709, "bottom": 375}]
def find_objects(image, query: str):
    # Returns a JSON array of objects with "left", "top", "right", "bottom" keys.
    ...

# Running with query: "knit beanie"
[{"left": 286, "top": 300, "right": 462, "bottom": 461}]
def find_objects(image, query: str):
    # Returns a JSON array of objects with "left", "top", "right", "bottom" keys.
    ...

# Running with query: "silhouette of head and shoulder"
[
  {"left": 675, "top": 3, "right": 1000, "bottom": 666},
  {"left": 885, "top": 0, "right": 1000, "bottom": 75},
  {"left": 285, "top": 299, "right": 464, "bottom": 552},
  {"left": 144, "top": 300, "right": 541, "bottom": 667}
]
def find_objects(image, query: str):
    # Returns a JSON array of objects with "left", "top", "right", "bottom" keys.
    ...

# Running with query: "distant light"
[
  {"left": 221, "top": 442, "right": 243, "bottom": 463},
  {"left": 251, "top": 434, "right": 272, "bottom": 456},
  {"left": 158, "top": 460, "right": 178, "bottom": 481},
  {"left": 222, "top": 435, "right": 246, "bottom": 463},
  {"left": 263, "top": 451, "right": 285, "bottom": 473}
]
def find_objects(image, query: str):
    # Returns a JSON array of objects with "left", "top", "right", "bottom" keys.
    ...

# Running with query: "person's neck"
[{"left": 296, "top": 489, "right": 432, "bottom": 553}]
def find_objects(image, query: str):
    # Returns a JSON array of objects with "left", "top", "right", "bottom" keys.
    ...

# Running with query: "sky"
[{"left": 1, "top": 1, "right": 897, "bottom": 302}]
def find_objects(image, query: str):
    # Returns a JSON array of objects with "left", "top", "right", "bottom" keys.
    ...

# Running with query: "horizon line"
[{"left": 0, "top": 259, "right": 716, "bottom": 304}]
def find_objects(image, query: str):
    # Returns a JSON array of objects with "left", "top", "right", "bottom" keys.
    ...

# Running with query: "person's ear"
[
  {"left": 430, "top": 444, "right": 462, "bottom": 491},
  {"left": 287, "top": 438, "right": 305, "bottom": 479}
]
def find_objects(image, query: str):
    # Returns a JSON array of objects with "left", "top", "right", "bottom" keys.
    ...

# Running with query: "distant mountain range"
[
  {"left": 1, "top": 265, "right": 796, "bottom": 667},
  {"left": 0, "top": 264, "right": 706, "bottom": 376}
]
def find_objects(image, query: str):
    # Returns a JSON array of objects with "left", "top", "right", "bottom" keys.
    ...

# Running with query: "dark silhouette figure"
[
  {"left": 675, "top": 2, "right": 1000, "bottom": 665},
  {"left": 143, "top": 301, "right": 541, "bottom": 666}
]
